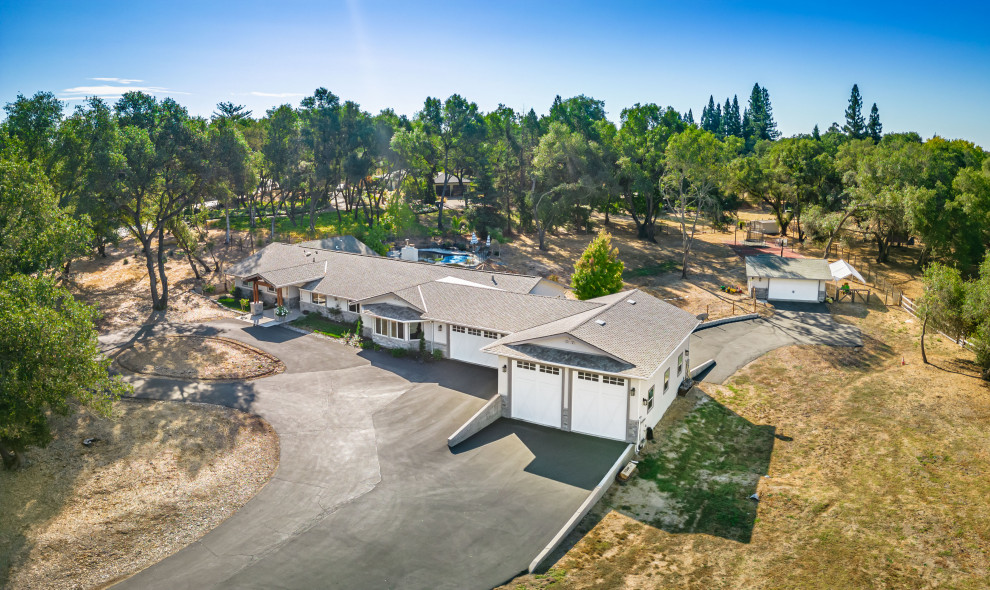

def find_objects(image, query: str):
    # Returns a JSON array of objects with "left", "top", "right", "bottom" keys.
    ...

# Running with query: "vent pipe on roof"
[{"left": 596, "top": 319, "right": 606, "bottom": 326}]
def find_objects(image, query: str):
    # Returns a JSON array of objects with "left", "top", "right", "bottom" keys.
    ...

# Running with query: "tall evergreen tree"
[
  {"left": 744, "top": 83, "right": 780, "bottom": 141},
  {"left": 867, "top": 103, "right": 882, "bottom": 143},
  {"left": 843, "top": 84, "right": 866, "bottom": 139},
  {"left": 720, "top": 98, "right": 732, "bottom": 137},
  {"left": 730, "top": 95, "right": 742, "bottom": 136},
  {"left": 812, "top": 124, "right": 821, "bottom": 140},
  {"left": 701, "top": 95, "right": 717, "bottom": 133},
  {"left": 761, "top": 86, "right": 780, "bottom": 139},
  {"left": 713, "top": 103, "right": 722, "bottom": 137},
  {"left": 685, "top": 108, "right": 695, "bottom": 125},
  {"left": 570, "top": 229, "right": 624, "bottom": 300}
]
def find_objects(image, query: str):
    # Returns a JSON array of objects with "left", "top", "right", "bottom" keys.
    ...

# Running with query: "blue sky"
[{"left": 2, "top": 0, "right": 989, "bottom": 146}]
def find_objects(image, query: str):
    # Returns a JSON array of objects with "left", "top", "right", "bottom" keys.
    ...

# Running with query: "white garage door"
[
  {"left": 449, "top": 325, "right": 500, "bottom": 368},
  {"left": 510, "top": 361, "right": 562, "bottom": 428},
  {"left": 571, "top": 371, "right": 628, "bottom": 441},
  {"left": 768, "top": 278, "right": 819, "bottom": 302}
]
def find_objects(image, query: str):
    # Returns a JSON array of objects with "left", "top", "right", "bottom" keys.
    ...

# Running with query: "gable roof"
[
  {"left": 483, "top": 289, "right": 699, "bottom": 378},
  {"left": 296, "top": 236, "right": 378, "bottom": 256},
  {"left": 745, "top": 255, "right": 833, "bottom": 281}
]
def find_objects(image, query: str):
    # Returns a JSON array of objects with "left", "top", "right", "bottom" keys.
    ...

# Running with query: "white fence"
[{"left": 900, "top": 295, "right": 973, "bottom": 350}]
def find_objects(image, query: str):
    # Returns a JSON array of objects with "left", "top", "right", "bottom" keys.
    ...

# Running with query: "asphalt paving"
[
  {"left": 103, "top": 320, "right": 626, "bottom": 590},
  {"left": 690, "top": 302, "right": 863, "bottom": 384}
]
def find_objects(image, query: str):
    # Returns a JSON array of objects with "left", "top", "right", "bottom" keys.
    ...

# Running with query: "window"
[
  {"left": 348, "top": 301, "right": 359, "bottom": 313},
  {"left": 483, "top": 331, "right": 499, "bottom": 339},
  {"left": 409, "top": 322, "right": 423, "bottom": 340},
  {"left": 517, "top": 361, "right": 536, "bottom": 371},
  {"left": 539, "top": 364, "right": 560, "bottom": 375},
  {"left": 647, "top": 385, "right": 655, "bottom": 411},
  {"left": 467, "top": 327, "right": 482, "bottom": 336},
  {"left": 452, "top": 325, "right": 466, "bottom": 333},
  {"left": 312, "top": 292, "right": 327, "bottom": 305},
  {"left": 664, "top": 368, "right": 670, "bottom": 392},
  {"left": 677, "top": 353, "right": 684, "bottom": 376},
  {"left": 374, "top": 318, "right": 406, "bottom": 339},
  {"left": 603, "top": 375, "right": 624, "bottom": 386},
  {"left": 577, "top": 371, "right": 599, "bottom": 382}
]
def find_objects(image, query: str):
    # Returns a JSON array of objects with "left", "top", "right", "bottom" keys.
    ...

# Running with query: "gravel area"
[
  {"left": 0, "top": 398, "right": 279, "bottom": 590},
  {"left": 115, "top": 335, "right": 284, "bottom": 380}
]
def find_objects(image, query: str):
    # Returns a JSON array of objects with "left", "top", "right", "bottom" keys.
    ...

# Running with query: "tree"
[
  {"left": 0, "top": 152, "right": 91, "bottom": 278},
  {"left": 212, "top": 102, "right": 253, "bottom": 123},
  {"left": 917, "top": 262, "right": 967, "bottom": 364},
  {"left": 743, "top": 84, "right": 779, "bottom": 143},
  {"left": 571, "top": 229, "right": 624, "bottom": 300},
  {"left": 965, "top": 257, "right": 990, "bottom": 379},
  {"left": 701, "top": 96, "right": 720, "bottom": 134},
  {"left": 2, "top": 91, "right": 64, "bottom": 165},
  {"left": 843, "top": 84, "right": 867, "bottom": 139},
  {"left": 529, "top": 122, "right": 606, "bottom": 250},
  {"left": 867, "top": 103, "right": 882, "bottom": 143},
  {"left": 418, "top": 94, "right": 484, "bottom": 230},
  {"left": 662, "top": 128, "right": 730, "bottom": 278},
  {"left": 0, "top": 275, "right": 130, "bottom": 469}
]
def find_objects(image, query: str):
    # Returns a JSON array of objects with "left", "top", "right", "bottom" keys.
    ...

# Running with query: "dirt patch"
[
  {"left": 0, "top": 398, "right": 279, "bottom": 590},
  {"left": 115, "top": 335, "right": 284, "bottom": 380}
]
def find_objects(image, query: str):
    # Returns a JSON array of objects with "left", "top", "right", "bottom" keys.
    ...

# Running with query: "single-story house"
[
  {"left": 296, "top": 236, "right": 379, "bottom": 257},
  {"left": 433, "top": 172, "right": 471, "bottom": 197},
  {"left": 746, "top": 255, "right": 832, "bottom": 302},
  {"left": 227, "top": 242, "right": 700, "bottom": 445},
  {"left": 747, "top": 219, "right": 780, "bottom": 235}
]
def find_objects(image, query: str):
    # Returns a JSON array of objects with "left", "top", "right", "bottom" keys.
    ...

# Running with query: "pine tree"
[
  {"left": 843, "top": 84, "right": 866, "bottom": 139},
  {"left": 712, "top": 103, "right": 722, "bottom": 136},
  {"left": 867, "top": 103, "right": 882, "bottom": 143},
  {"left": 685, "top": 108, "right": 695, "bottom": 125},
  {"left": 730, "top": 95, "right": 742, "bottom": 136},
  {"left": 720, "top": 98, "right": 733, "bottom": 137},
  {"left": 812, "top": 124, "right": 821, "bottom": 140},
  {"left": 760, "top": 86, "right": 780, "bottom": 139},
  {"left": 701, "top": 95, "right": 717, "bottom": 133},
  {"left": 571, "top": 229, "right": 624, "bottom": 300}
]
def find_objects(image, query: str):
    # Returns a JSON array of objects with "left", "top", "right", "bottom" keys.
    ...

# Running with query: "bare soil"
[
  {"left": 115, "top": 335, "right": 285, "bottom": 380},
  {"left": 502, "top": 301, "right": 990, "bottom": 589},
  {"left": 0, "top": 399, "right": 279, "bottom": 590}
]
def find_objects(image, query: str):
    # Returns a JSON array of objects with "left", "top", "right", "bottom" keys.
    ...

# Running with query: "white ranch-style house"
[{"left": 227, "top": 242, "right": 699, "bottom": 445}]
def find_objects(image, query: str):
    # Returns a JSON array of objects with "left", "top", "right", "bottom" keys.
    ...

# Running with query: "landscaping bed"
[
  {"left": 0, "top": 398, "right": 279, "bottom": 590},
  {"left": 290, "top": 313, "right": 358, "bottom": 339},
  {"left": 115, "top": 335, "right": 284, "bottom": 380}
]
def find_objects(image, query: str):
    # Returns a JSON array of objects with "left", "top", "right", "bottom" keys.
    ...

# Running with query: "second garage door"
[
  {"left": 571, "top": 371, "right": 628, "bottom": 441},
  {"left": 510, "top": 361, "right": 562, "bottom": 428},
  {"left": 449, "top": 325, "right": 501, "bottom": 368}
]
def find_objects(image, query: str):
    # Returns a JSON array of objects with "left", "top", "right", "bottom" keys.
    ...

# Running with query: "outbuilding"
[{"left": 746, "top": 255, "right": 832, "bottom": 303}]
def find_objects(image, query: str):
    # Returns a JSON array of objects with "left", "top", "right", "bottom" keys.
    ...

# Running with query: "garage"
[
  {"left": 768, "top": 278, "right": 821, "bottom": 302},
  {"left": 510, "top": 361, "right": 562, "bottom": 428},
  {"left": 570, "top": 371, "right": 628, "bottom": 441},
  {"left": 449, "top": 325, "right": 501, "bottom": 368}
]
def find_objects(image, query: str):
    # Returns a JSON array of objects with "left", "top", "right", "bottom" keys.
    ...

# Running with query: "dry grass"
[
  {"left": 503, "top": 301, "right": 990, "bottom": 590},
  {"left": 0, "top": 399, "right": 279, "bottom": 590},
  {"left": 115, "top": 335, "right": 285, "bottom": 380}
]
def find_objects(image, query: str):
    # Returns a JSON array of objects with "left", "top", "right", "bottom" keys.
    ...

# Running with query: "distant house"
[
  {"left": 746, "top": 255, "right": 832, "bottom": 302},
  {"left": 747, "top": 219, "right": 780, "bottom": 235},
  {"left": 226, "top": 242, "right": 700, "bottom": 444},
  {"left": 433, "top": 172, "right": 471, "bottom": 197}
]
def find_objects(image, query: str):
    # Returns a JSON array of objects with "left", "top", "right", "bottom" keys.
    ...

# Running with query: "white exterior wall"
[
  {"left": 525, "top": 334, "right": 606, "bottom": 355},
  {"left": 767, "top": 278, "right": 821, "bottom": 302},
  {"left": 747, "top": 276, "right": 768, "bottom": 293}
]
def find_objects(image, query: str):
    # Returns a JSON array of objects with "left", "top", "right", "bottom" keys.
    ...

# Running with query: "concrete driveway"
[
  {"left": 691, "top": 302, "right": 862, "bottom": 384},
  {"left": 103, "top": 320, "right": 626, "bottom": 590}
]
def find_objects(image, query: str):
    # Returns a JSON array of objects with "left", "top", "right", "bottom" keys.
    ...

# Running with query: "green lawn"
[
  {"left": 216, "top": 296, "right": 246, "bottom": 311},
  {"left": 290, "top": 313, "right": 356, "bottom": 338},
  {"left": 622, "top": 260, "right": 679, "bottom": 278}
]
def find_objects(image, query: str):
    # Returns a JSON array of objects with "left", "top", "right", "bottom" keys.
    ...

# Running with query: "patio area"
[{"left": 238, "top": 307, "right": 304, "bottom": 328}]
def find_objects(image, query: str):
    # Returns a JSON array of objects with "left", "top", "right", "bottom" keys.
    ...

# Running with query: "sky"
[{"left": 2, "top": 0, "right": 989, "bottom": 146}]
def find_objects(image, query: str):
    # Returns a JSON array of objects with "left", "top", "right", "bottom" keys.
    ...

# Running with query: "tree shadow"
[{"left": 357, "top": 350, "right": 497, "bottom": 401}]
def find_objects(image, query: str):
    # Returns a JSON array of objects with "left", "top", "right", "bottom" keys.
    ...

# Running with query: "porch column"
[
  {"left": 276, "top": 287, "right": 283, "bottom": 307},
  {"left": 253, "top": 280, "right": 259, "bottom": 303}
]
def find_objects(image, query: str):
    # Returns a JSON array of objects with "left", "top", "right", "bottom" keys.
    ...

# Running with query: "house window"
[
  {"left": 517, "top": 361, "right": 536, "bottom": 371},
  {"left": 539, "top": 364, "right": 560, "bottom": 375},
  {"left": 312, "top": 292, "right": 327, "bottom": 305},
  {"left": 602, "top": 375, "right": 624, "bottom": 386},
  {"left": 577, "top": 371, "right": 599, "bottom": 382},
  {"left": 348, "top": 301, "right": 359, "bottom": 313},
  {"left": 677, "top": 353, "right": 684, "bottom": 376},
  {"left": 664, "top": 368, "right": 670, "bottom": 392},
  {"left": 647, "top": 386, "right": 655, "bottom": 411},
  {"left": 374, "top": 318, "right": 405, "bottom": 339},
  {"left": 483, "top": 331, "right": 499, "bottom": 339},
  {"left": 452, "top": 325, "right": 466, "bottom": 333},
  {"left": 467, "top": 327, "right": 482, "bottom": 336},
  {"left": 409, "top": 322, "right": 423, "bottom": 340}
]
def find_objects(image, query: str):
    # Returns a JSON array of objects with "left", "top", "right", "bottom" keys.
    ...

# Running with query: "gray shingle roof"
[
  {"left": 362, "top": 303, "right": 423, "bottom": 321},
  {"left": 745, "top": 255, "right": 833, "bottom": 281},
  {"left": 484, "top": 289, "right": 700, "bottom": 378},
  {"left": 399, "top": 281, "right": 601, "bottom": 333},
  {"left": 297, "top": 236, "right": 378, "bottom": 256},
  {"left": 497, "top": 344, "right": 634, "bottom": 375}
]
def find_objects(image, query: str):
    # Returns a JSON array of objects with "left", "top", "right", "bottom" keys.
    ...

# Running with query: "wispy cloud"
[
  {"left": 90, "top": 77, "right": 144, "bottom": 84},
  {"left": 246, "top": 91, "right": 306, "bottom": 98},
  {"left": 59, "top": 82, "right": 188, "bottom": 101}
]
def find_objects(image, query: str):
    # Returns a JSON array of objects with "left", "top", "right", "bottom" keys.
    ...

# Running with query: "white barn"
[{"left": 746, "top": 255, "right": 832, "bottom": 303}]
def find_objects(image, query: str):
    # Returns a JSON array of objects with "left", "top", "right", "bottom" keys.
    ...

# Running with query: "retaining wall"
[
  {"left": 447, "top": 395, "right": 503, "bottom": 448},
  {"left": 695, "top": 313, "right": 759, "bottom": 331}
]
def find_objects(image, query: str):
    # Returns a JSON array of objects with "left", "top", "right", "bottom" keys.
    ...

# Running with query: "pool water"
[{"left": 440, "top": 254, "right": 471, "bottom": 264}]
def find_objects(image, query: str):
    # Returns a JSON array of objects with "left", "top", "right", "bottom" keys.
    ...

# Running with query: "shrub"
[
  {"left": 239, "top": 298, "right": 250, "bottom": 311},
  {"left": 122, "top": 258, "right": 129, "bottom": 265},
  {"left": 431, "top": 349, "right": 444, "bottom": 361},
  {"left": 390, "top": 347, "right": 408, "bottom": 358},
  {"left": 203, "top": 284, "right": 216, "bottom": 294},
  {"left": 419, "top": 335, "right": 427, "bottom": 358},
  {"left": 571, "top": 229, "right": 624, "bottom": 300}
]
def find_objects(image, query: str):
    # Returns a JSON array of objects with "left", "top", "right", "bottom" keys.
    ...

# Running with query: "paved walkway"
[
  {"left": 691, "top": 302, "right": 863, "bottom": 384},
  {"left": 103, "top": 320, "right": 625, "bottom": 590}
]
